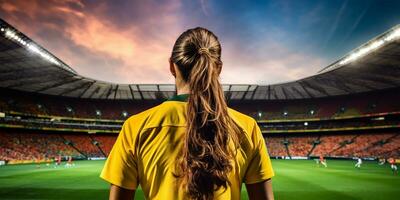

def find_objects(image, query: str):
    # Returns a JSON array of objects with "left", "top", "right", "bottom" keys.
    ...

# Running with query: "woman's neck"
[
  {"left": 176, "top": 78, "right": 190, "bottom": 95},
  {"left": 177, "top": 84, "right": 190, "bottom": 95}
]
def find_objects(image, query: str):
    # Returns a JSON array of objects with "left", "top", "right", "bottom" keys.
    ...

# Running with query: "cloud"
[
  {"left": 1, "top": 2, "right": 17, "bottom": 12},
  {"left": 200, "top": 0, "right": 209, "bottom": 16},
  {"left": 0, "top": 0, "right": 326, "bottom": 85},
  {"left": 0, "top": 0, "right": 184, "bottom": 83},
  {"left": 221, "top": 39, "right": 325, "bottom": 84},
  {"left": 322, "top": 0, "right": 348, "bottom": 49}
]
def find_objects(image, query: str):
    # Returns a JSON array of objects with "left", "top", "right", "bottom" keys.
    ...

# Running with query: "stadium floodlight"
[
  {"left": 5, "top": 29, "right": 15, "bottom": 38},
  {"left": 372, "top": 116, "right": 385, "bottom": 121},
  {"left": 384, "top": 28, "right": 400, "bottom": 42},
  {"left": 1, "top": 22, "right": 80, "bottom": 74},
  {"left": 27, "top": 43, "right": 61, "bottom": 66},
  {"left": 5, "top": 29, "right": 60, "bottom": 65},
  {"left": 2, "top": 27, "right": 65, "bottom": 68},
  {"left": 339, "top": 40, "right": 384, "bottom": 65},
  {"left": 319, "top": 25, "right": 400, "bottom": 73},
  {"left": 28, "top": 44, "right": 40, "bottom": 53},
  {"left": 4, "top": 29, "right": 30, "bottom": 49},
  {"left": 304, "top": 122, "right": 308, "bottom": 126}
]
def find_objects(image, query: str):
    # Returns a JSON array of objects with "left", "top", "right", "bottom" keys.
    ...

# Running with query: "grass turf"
[{"left": 0, "top": 160, "right": 398, "bottom": 200}]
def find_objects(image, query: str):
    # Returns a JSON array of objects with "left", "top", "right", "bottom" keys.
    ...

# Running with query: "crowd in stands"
[
  {"left": 231, "top": 89, "right": 400, "bottom": 120},
  {"left": 312, "top": 134, "right": 356, "bottom": 157},
  {"left": 0, "top": 117, "right": 122, "bottom": 131},
  {"left": 264, "top": 137, "right": 287, "bottom": 157},
  {"left": 265, "top": 132, "right": 400, "bottom": 158},
  {"left": 1, "top": 128, "right": 399, "bottom": 163},
  {"left": 0, "top": 129, "right": 80, "bottom": 163},
  {"left": 1, "top": 88, "right": 400, "bottom": 120},
  {"left": 332, "top": 133, "right": 395, "bottom": 157},
  {"left": 62, "top": 134, "right": 103, "bottom": 158},
  {"left": 92, "top": 135, "right": 117, "bottom": 156},
  {"left": 1, "top": 88, "right": 399, "bottom": 163},
  {"left": 0, "top": 129, "right": 116, "bottom": 163},
  {"left": 364, "top": 135, "right": 400, "bottom": 158},
  {"left": 0, "top": 88, "right": 157, "bottom": 120},
  {"left": 260, "top": 118, "right": 398, "bottom": 132},
  {"left": 287, "top": 135, "right": 318, "bottom": 157}
]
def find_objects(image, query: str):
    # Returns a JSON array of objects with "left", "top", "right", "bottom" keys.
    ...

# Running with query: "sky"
[{"left": 0, "top": 0, "right": 400, "bottom": 84}]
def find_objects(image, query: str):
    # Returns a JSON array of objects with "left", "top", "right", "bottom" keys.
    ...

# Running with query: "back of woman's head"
[{"left": 171, "top": 27, "right": 241, "bottom": 200}]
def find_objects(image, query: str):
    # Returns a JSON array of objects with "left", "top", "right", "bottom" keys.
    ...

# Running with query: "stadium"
[{"left": 0, "top": 6, "right": 400, "bottom": 200}]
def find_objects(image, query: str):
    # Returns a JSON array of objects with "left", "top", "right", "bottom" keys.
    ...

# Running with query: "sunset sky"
[{"left": 1, "top": 0, "right": 399, "bottom": 84}]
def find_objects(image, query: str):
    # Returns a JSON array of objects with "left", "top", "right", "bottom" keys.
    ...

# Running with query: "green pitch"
[{"left": 0, "top": 160, "right": 398, "bottom": 200}]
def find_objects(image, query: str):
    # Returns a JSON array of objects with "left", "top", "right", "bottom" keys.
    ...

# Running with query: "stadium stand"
[
  {"left": 365, "top": 134, "right": 400, "bottom": 158},
  {"left": 0, "top": 129, "right": 121, "bottom": 163},
  {"left": 62, "top": 134, "right": 103, "bottom": 158},
  {"left": 1, "top": 87, "right": 399, "bottom": 163},
  {"left": 287, "top": 135, "right": 318, "bottom": 157},
  {"left": 1, "top": 87, "right": 399, "bottom": 122},
  {"left": 260, "top": 128, "right": 400, "bottom": 159},
  {"left": 312, "top": 134, "right": 356, "bottom": 157},
  {"left": 0, "top": 129, "right": 81, "bottom": 163},
  {"left": 0, "top": 88, "right": 157, "bottom": 120},
  {"left": 331, "top": 133, "right": 397, "bottom": 158},
  {"left": 0, "top": 18, "right": 400, "bottom": 164},
  {"left": 231, "top": 90, "right": 400, "bottom": 120},
  {"left": 264, "top": 137, "right": 287, "bottom": 157},
  {"left": 1, "top": 87, "right": 400, "bottom": 162},
  {"left": 2, "top": 128, "right": 399, "bottom": 163},
  {"left": 91, "top": 135, "right": 117, "bottom": 156}
]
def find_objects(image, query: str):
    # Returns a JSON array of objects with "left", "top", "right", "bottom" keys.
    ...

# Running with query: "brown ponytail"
[{"left": 171, "top": 27, "right": 242, "bottom": 200}]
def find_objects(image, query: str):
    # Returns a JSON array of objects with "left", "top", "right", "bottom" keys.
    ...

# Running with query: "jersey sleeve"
[
  {"left": 243, "top": 119, "right": 275, "bottom": 184},
  {"left": 100, "top": 118, "right": 139, "bottom": 190}
]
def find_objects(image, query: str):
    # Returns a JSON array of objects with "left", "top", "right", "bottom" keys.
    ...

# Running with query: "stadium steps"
[
  {"left": 367, "top": 134, "right": 400, "bottom": 157},
  {"left": 328, "top": 134, "right": 360, "bottom": 156},
  {"left": 59, "top": 135, "right": 88, "bottom": 159},
  {"left": 285, "top": 146, "right": 291, "bottom": 158},
  {"left": 359, "top": 134, "right": 399, "bottom": 154},
  {"left": 284, "top": 137, "right": 291, "bottom": 158},
  {"left": 383, "top": 134, "right": 399, "bottom": 143},
  {"left": 89, "top": 135, "right": 107, "bottom": 157},
  {"left": 379, "top": 146, "right": 400, "bottom": 157},
  {"left": 307, "top": 136, "right": 321, "bottom": 157}
]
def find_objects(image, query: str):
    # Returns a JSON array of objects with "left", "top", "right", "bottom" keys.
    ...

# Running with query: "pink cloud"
[
  {"left": 0, "top": 0, "right": 326, "bottom": 85},
  {"left": 1, "top": 2, "right": 17, "bottom": 12},
  {"left": 221, "top": 40, "right": 325, "bottom": 84}
]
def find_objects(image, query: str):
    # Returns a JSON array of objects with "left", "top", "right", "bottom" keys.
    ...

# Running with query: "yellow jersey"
[{"left": 100, "top": 95, "right": 274, "bottom": 199}]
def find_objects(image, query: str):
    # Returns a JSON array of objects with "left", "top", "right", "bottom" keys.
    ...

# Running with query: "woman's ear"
[{"left": 169, "top": 58, "right": 176, "bottom": 77}]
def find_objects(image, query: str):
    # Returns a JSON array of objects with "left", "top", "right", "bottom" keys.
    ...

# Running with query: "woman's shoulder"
[
  {"left": 125, "top": 105, "right": 159, "bottom": 122},
  {"left": 227, "top": 107, "right": 258, "bottom": 133},
  {"left": 228, "top": 108, "right": 262, "bottom": 152},
  {"left": 125, "top": 101, "right": 185, "bottom": 129}
]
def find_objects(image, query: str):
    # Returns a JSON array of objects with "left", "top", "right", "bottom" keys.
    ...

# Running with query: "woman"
[{"left": 100, "top": 27, "right": 274, "bottom": 200}]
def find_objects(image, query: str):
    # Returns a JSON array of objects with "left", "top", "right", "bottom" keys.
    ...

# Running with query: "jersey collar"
[{"left": 166, "top": 93, "right": 189, "bottom": 102}]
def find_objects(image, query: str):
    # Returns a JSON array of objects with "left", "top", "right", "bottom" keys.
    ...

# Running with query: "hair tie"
[{"left": 198, "top": 47, "right": 209, "bottom": 55}]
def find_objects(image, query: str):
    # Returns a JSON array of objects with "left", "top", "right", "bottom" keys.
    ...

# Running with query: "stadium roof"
[{"left": 0, "top": 18, "right": 399, "bottom": 100}]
